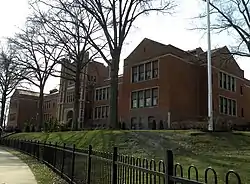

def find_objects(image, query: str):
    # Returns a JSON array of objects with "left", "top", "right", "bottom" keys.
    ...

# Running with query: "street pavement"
[{"left": 0, "top": 147, "right": 37, "bottom": 184}]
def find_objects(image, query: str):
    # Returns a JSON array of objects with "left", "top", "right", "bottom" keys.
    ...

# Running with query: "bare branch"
[{"left": 192, "top": 0, "right": 250, "bottom": 57}]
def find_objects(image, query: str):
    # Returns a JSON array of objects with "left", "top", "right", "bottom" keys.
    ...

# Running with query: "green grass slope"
[{"left": 8, "top": 130, "right": 250, "bottom": 183}]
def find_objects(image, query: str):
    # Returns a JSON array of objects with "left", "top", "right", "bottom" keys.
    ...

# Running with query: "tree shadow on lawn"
[{"left": 115, "top": 131, "right": 196, "bottom": 160}]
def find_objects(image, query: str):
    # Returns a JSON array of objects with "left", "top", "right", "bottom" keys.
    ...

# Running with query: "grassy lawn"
[
  {"left": 8, "top": 130, "right": 250, "bottom": 183},
  {"left": 8, "top": 149, "right": 67, "bottom": 184}
]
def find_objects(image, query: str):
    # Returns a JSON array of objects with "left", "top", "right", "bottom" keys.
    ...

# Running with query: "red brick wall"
[
  {"left": 120, "top": 53, "right": 201, "bottom": 128},
  {"left": 18, "top": 97, "right": 38, "bottom": 130}
]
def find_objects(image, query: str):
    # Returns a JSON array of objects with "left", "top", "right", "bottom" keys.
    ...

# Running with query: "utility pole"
[{"left": 206, "top": 0, "right": 213, "bottom": 131}]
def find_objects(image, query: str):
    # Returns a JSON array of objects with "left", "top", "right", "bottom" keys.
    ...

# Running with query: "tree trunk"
[
  {"left": 38, "top": 87, "right": 44, "bottom": 131},
  {"left": 109, "top": 53, "right": 120, "bottom": 129},
  {"left": 72, "top": 61, "right": 81, "bottom": 131},
  {"left": 0, "top": 91, "right": 7, "bottom": 127}
]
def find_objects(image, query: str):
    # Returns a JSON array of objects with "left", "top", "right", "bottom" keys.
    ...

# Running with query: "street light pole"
[{"left": 206, "top": 0, "right": 213, "bottom": 131}]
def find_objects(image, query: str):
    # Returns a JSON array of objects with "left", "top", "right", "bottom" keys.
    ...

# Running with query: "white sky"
[{"left": 1, "top": 0, "right": 249, "bottom": 93}]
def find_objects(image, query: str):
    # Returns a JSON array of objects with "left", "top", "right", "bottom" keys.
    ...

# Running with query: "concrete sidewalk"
[{"left": 0, "top": 147, "right": 37, "bottom": 184}]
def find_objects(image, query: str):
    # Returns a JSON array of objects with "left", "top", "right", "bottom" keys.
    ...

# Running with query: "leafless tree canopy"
[
  {"left": 26, "top": 0, "right": 175, "bottom": 129},
  {"left": 31, "top": 0, "right": 107, "bottom": 80},
  {"left": 8, "top": 19, "right": 66, "bottom": 129},
  {"left": 0, "top": 43, "right": 27, "bottom": 126},
  {"left": 195, "top": 0, "right": 250, "bottom": 57},
  {"left": 72, "top": 0, "right": 176, "bottom": 128},
  {"left": 30, "top": 0, "right": 107, "bottom": 130},
  {"left": 72, "top": 0, "right": 176, "bottom": 61}
]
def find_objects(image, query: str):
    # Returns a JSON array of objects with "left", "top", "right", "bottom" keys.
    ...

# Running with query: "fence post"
[
  {"left": 48, "top": 142, "right": 52, "bottom": 164},
  {"left": 165, "top": 150, "right": 174, "bottom": 184},
  {"left": 33, "top": 141, "right": 36, "bottom": 157},
  {"left": 70, "top": 144, "right": 76, "bottom": 183},
  {"left": 112, "top": 147, "right": 118, "bottom": 184},
  {"left": 37, "top": 141, "right": 40, "bottom": 161},
  {"left": 87, "top": 145, "right": 92, "bottom": 184},
  {"left": 53, "top": 142, "right": 58, "bottom": 167},
  {"left": 43, "top": 141, "right": 46, "bottom": 163},
  {"left": 61, "top": 143, "right": 66, "bottom": 178}
]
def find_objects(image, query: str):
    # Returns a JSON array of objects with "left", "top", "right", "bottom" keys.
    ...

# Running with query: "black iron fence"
[{"left": 0, "top": 138, "right": 242, "bottom": 184}]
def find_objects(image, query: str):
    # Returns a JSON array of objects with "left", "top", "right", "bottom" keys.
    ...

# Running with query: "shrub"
[
  {"left": 24, "top": 124, "right": 30, "bottom": 132},
  {"left": 43, "top": 118, "right": 62, "bottom": 132},
  {"left": 30, "top": 124, "right": 35, "bottom": 132},
  {"left": 59, "top": 122, "right": 70, "bottom": 132}
]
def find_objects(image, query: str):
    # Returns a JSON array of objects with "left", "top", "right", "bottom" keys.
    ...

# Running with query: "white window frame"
[
  {"left": 93, "top": 105, "right": 110, "bottom": 119},
  {"left": 219, "top": 95, "right": 237, "bottom": 116},
  {"left": 130, "top": 60, "right": 159, "bottom": 83},
  {"left": 218, "top": 71, "right": 236, "bottom": 92},
  {"left": 130, "top": 86, "right": 159, "bottom": 109}
]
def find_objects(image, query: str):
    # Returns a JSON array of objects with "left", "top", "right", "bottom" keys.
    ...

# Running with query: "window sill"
[
  {"left": 130, "top": 105, "right": 158, "bottom": 110},
  {"left": 131, "top": 77, "right": 159, "bottom": 84}
]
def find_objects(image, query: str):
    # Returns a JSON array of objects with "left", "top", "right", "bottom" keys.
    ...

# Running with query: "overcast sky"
[{"left": 1, "top": 0, "right": 249, "bottom": 93}]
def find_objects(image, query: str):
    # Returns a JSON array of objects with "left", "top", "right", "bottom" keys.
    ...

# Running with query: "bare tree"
[
  {"left": 0, "top": 43, "right": 27, "bottom": 127},
  {"left": 47, "top": 0, "right": 176, "bottom": 129},
  {"left": 8, "top": 20, "right": 65, "bottom": 130},
  {"left": 31, "top": 0, "right": 105, "bottom": 130},
  {"left": 195, "top": 0, "right": 250, "bottom": 57}
]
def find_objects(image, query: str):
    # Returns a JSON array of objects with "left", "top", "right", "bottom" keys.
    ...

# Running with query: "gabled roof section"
[
  {"left": 124, "top": 38, "right": 169, "bottom": 61},
  {"left": 199, "top": 46, "right": 244, "bottom": 77},
  {"left": 124, "top": 38, "right": 199, "bottom": 65},
  {"left": 187, "top": 47, "right": 204, "bottom": 56}
]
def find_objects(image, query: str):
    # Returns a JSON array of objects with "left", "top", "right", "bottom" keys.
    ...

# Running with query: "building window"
[
  {"left": 145, "top": 62, "right": 151, "bottom": 80},
  {"left": 219, "top": 96, "right": 236, "bottom": 116},
  {"left": 227, "top": 75, "right": 231, "bottom": 90},
  {"left": 102, "top": 88, "right": 106, "bottom": 99},
  {"left": 132, "top": 66, "right": 138, "bottom": 83},
  {"left": 95, "top": 87, "right": 110, "bottom": 101},
  {"left": 145, "top": 89, "right": 152, "bottom": 107},
  {"left": 95, "top": 89, "right": 99, "bottom": 101},
  {"left": 219, "top": 72, "right": 223, "bottom": 88},
  {"left": 223, "top": 73, "right": 227, "bottom": 89},
  {"left": 224, "top": 98, "right": 228, "bottom": 114},
  {"left": 66, "top": 92, "right": 74, "bottom": 103},
  {"left": 131, "top": 60, "right": 158, "bottom": 83},
  {"left": 228, "top": 99, "right": 232, "bottom": 115},
  {"left": 98, "top": 89, "right": 102, "bottom": 100},
  {"left": 152, "top": 88, "right": 158, "bottom": 106},
  {"left": 131, "top": 92, "right": 137, "bottom": 108},
  {"left": 241, "top": 108, "right": 244, "bottom": 117},
  {"left": 105, "top": 106, "right": 109, "bottom": 117},
  {"left": 97, "top": 107, "right": 101, "bottom": 119},
  {"left": 107, "top": 87, "right": 110, "bottom": 100},
  {"left": 138, "top": 64, "right": 145, "bottom": 81},
  {"left": 138, "top": 91, "right": 144, "bottom": 108},
  {"left": 102, "top": 106, "right": 106, "bottom": 118},
  {"left": 232, "top": 78, "right": 236, "bottom": 92},
  {"left": 152, "top": 60, "right": 158, "bottom": 78},
  {"left": 219, "top": 72, "right": 236, "bottom": 92},
  {"left": 131, "top": 87, "right": 159, "bottom": 109},
  {"left": 232, "top": 100, "right": 236, "bottom": 116},
  {"left": 94, "top": 106, "right": 109, "bottom": 119}
]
